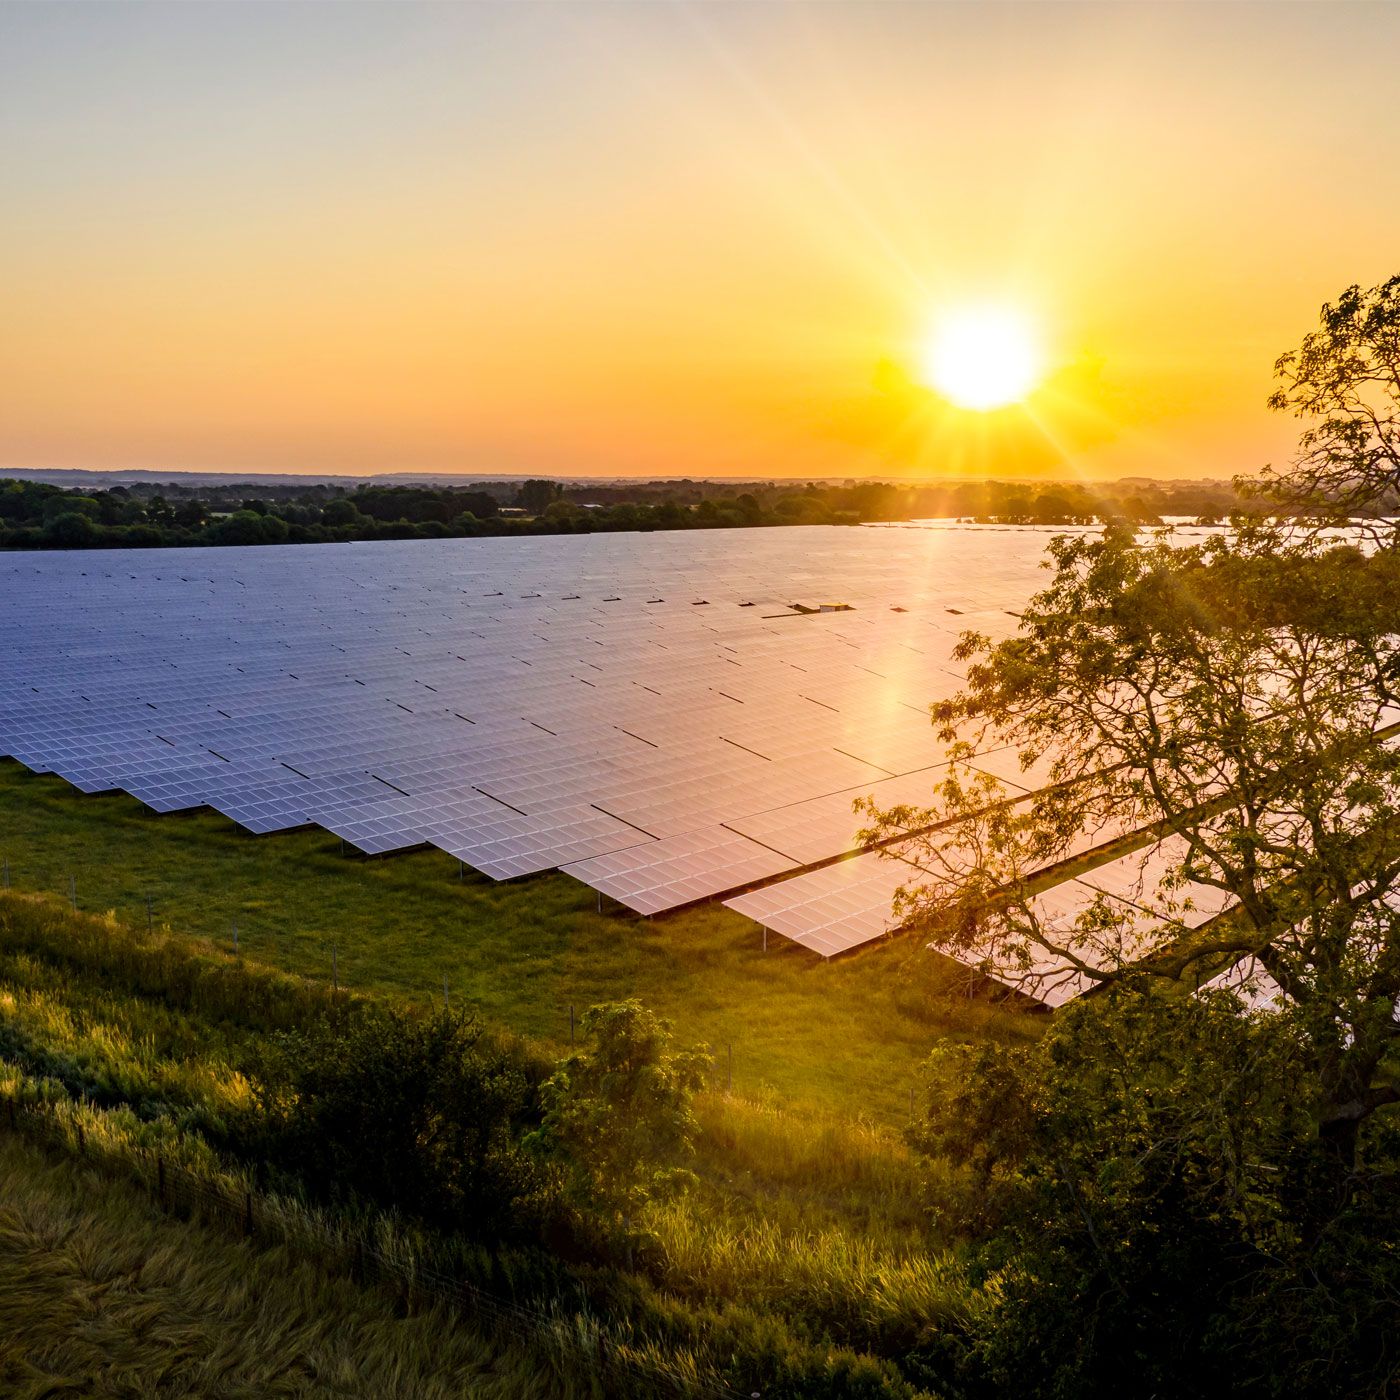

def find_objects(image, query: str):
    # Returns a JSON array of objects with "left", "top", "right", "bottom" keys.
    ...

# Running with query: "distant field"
[{"left": 0, "top": 760, "right": 1035, "bottom": 1122}]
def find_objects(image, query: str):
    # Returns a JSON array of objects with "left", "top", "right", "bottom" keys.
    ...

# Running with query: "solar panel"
[
  {"left": 563, "top": 825, "right": 797, "bottom": 915},
  {"left": 0, "top": 527, "right": 1075, "bottom": 922},
  {"left": 723, "top": 850, "right": 917, "bottom": 956}
]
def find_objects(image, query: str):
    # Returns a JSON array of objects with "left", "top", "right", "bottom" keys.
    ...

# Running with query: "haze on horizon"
[{"left": 2, "top": 1, "right": 1397, "bottom": 484}]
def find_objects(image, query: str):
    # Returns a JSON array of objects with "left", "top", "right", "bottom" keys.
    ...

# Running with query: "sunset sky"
[{"left": 3, "top": 1, "right": 1398, "bottom": 482}]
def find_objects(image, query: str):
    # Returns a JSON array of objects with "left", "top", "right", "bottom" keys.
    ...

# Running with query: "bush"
[
  {"left": 243, "top": 1004, "right": 559, "bottom": 1243},
  {"left": 912, "top": 989, "right": 1400, "bottom": 1399},
  {"left": 42, "top": 511, "right": 100, "bottom": 547},
  {"left": 531, "top": 1000, "right": 711, "bottom": 1237}
]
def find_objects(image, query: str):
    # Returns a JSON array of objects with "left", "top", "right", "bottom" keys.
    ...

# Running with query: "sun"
[{"left": 919, "top": 305, "right": 1043, "bottom": 410}]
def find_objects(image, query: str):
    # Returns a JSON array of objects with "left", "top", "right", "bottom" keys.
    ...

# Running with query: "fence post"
[{"left": 68, "top": 874, "right": 77, "bottom": 912}]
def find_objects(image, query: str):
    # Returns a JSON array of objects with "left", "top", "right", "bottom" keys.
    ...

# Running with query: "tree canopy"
[
  {"left": 1256, "top": 275, "right": 1400, "bottom": 516},
  {"left": 863, "top": 277, "right": 1400, "bottom": 1169}
]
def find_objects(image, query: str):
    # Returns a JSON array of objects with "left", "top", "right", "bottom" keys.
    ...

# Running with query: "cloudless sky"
[{"left": 2, "top": 1, "right": 1397, "bottom": 481}]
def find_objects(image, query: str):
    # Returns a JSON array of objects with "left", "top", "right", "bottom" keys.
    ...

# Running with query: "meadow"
[
  {"left": 0, "top": 1134, "right": 576, "bottom": 1400},
  {"left": 0, "top": 750, "right": 1038, "bottom": 1396},
  {"left": 0, "top": 878, "right": 981, "bottom": 1396},
  {"left": 0, "top": 759, "right": 1034, "bottom": 1125}
]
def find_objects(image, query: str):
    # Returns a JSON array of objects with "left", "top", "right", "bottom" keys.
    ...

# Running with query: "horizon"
[{"left": 3, "top": 2, "right": 1397, "bottom": 481}]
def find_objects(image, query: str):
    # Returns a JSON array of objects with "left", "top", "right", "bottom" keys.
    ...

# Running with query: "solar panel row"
[
  {"left": 0, "top": 529, "right": 1045, "bottom": 913},
  {"left": 2, "top": 524, "right": 1237, "bottom": 1005}
]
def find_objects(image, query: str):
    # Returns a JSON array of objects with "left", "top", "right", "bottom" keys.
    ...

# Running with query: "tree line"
[{"left": 0, "top": 472, "right": 1265, "bottom": 551}]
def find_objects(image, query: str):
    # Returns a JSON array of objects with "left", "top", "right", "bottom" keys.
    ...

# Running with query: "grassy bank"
[
  {"left": 0, "top": 760, "right": 1036, "bottom": 1123},
  {"left": 0, "top": 1133, "right": 580, "bottom": 1399},
  {"left": 0, "top": 888, "right": 979, "bottom": 1395}
]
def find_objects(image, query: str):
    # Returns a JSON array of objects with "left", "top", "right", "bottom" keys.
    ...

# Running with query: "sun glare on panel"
[{"left": 919, "top": 305, "right": 1043, "bottom": 411}]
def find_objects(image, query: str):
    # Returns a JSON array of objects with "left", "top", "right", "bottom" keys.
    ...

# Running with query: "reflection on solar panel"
[
  {"left": 0, "top": 522, "right": 1201, "bottom": 1005},
  {"left": 723, "top": 850, "right": 919, "bottom": 957},
  {"left": 720, "top": 766, "right": 949, "bottom": 865},
  {"left": 721, "top": 826, "right": 1239, "bottom": 1005},
  {"left": 1200, "top": 955, "right": 1287, "bottom": 1012},
  {"left": 563, "top": 826, "right": 798, "bottom": 915},
  {"left": 1075, "top": 834, "right": 1236, "bottom": 926}
]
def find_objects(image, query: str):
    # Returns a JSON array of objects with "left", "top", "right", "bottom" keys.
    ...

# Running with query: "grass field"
[
  {"left": 0, "top": 759, "right": 1037, "bottom": 1123},
  {"left": 0, "top": 1133, "right": 586, "bottom": 1399},
  {"left": 0, "top": 885, "right": 975, "bottom": 1396}
]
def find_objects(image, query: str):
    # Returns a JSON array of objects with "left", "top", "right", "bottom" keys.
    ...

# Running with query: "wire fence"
[{"left": 0, "top": 1094, "right": 748, "bottom": 1400}]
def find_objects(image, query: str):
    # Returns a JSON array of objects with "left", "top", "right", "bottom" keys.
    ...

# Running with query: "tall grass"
[
  {"left": 0, "top": 969, "right": 252, "bottom": 1120},
  {"left": 0, "top": 880, "right": 981, "bottom": 1395},
  {"left": 648, "top": 1203, "right": 979, "bottom": 1353},
  {"left": 0, "top": 888, "right": 351, "bottom": 1033},
  {"left": 694, "top": 1091, "right": 926, "bottom": 1226},
  {"left": 0, "top": 1134, "right": 581, "bottom": 1400}
]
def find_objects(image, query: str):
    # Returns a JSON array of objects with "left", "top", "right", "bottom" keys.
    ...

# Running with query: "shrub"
[
  {"left": 243, "top": 1004, "right": 558, "bottom": 1243},
  {"left": 530, "top": 1000, "right": 711, "bottom": 1233}
]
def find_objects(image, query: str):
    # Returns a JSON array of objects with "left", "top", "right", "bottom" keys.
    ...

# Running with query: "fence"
[{"left": 0, "top": 1093, "right": 746, "bottom": 1400}]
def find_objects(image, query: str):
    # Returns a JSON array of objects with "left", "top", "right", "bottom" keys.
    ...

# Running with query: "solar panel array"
[
  {"left": 0, "top": 525, "right": 1043, "bottom": 879},
  {"left": 0, "top": 523, "right": 1244, "bottom": 1006}
]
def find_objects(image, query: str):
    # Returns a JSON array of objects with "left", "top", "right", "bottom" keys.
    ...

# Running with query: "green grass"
[
  {"left": 0, "top": 885, "right": 968, "bottom": 1393},
  {"left": 0, "top": 1134, "right": 583, "bottom": 1399},
  {"left": 0, "top": 760, "right": 1037, "bottom": 1122}
]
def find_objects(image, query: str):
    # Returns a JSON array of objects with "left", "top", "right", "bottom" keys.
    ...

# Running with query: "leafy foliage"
[
  {"left": 911, "top": 990, "right": 1400, "bottom": 1399},
  {"left": 244, "top": 1005, "right": 559, "bottom": 1243},
  {"left": 0, "top": 472, "right": 1268, "bottom": 551},
  {"left": 863, "top": 520, "right": 1400, "bottom": 1162},
  {"left": 1258, "top": 275, "right": 1400, "bottom": 515},
  {"left": 531, "top": 1000, "right": 712, "bottom": 1231}
]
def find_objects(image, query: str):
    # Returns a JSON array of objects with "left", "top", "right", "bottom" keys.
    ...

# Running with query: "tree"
[
  {"left": 529, "top": 1000, "right": 710, "bottom": 1232},
  {"left": 456, "top": 489, "right": 499, "bottom": 520},
  {"left": 1256, "top": 275, "right": 1400, "bottom": 517},
  {"left": 911, "top": 990, "right": 1399, "bottom": 1399},
  {"left": 206, "top": 509, "right": 273, "bottom": 545},
  {"left": 863, "top": 526, "right": 1400, "bottom": 1167},
  {"left": 42, "top": 511, "right": 100, "bottom": 547},
  {"left": 541, "top": 499, "right": 585, "bottom": 527},
  {"left": 41, "top": 494, "right": 101, "bottom": 525},
  {"left": 516, "top": 479, "right": 563, "bottom": 515},
  {"left": 320, "top": 497, "right": 363, "bottom": 527},
  {"left": 862, "top": 281, "right": 1400, "bottom": 1173}
]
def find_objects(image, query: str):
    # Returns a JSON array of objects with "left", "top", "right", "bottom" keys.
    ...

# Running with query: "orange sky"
[{"left": 2, "top": 2, "right": 1397, "bottom": 482}]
